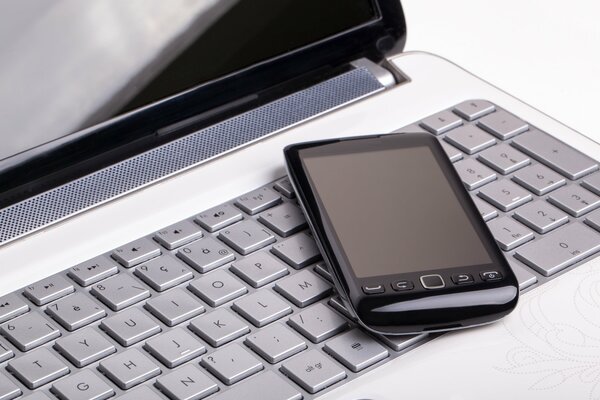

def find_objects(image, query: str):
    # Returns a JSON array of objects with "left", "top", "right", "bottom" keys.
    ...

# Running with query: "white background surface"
[{"left": 402, "top": 0, "right": 600, "bottom": 141}]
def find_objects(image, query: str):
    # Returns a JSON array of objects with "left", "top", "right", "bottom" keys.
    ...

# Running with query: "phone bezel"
[{"left": 285, "top": 132, "right": 519, "bottom": 334}]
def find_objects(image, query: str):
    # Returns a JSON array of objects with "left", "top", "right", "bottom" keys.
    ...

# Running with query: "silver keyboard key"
[
  {"left": 444, "top": 125, "right": 496, "bottom": 154},
  {"left": 230, "top": 252, "right": 289, "bottom": 288},
  {"left": 419, "top": 110, "right": 462, "bottom": 135},
  {"left": 189, "top": 308, "right": 249, "bottom": 347},
  {"left": 0, "top": 293, "right": 29, "bottom": 323},
  {"left": 515, "top": 223, "right": 600, "bottom": 276},
  {"left": 46, "top": 292, "right": 106, "bottom": 331},
  {"left": 200, "top": 343, "right": 263, "bottom": 385},
  {"left": 177, "top": 238, "right": 235, "bottom": 273},
  {"left": 512, "top": 163, "right": 566, "bottom": 195},
  {"left": 478, "top": 180, "right": 532, "bottom": 211},
  {"left": 218, "top": 220, "right": 276, "bottom": 255},
  {"left": 512, "top": 129, "right": 598, "bottom": 180},
  {"left": 582, "top": 173, "right": 600, "bottom": 195},
  {"left": 145, "top": 328, "right": 206, "bottom": 368},
  {"left": 154, "top": 364, "right": 218, "bottom": 400},
  {"left": 452, "top": 99, "right": 495, "bottom": 121},
  {"left": 214, "top": 371, "right": 301, "bottom": 400},
  {"left": 323, "top": 329, "right": 389, "bottom": 372},
  {"left": 280, "top": 349, "right": 346, "bottom": 394},
  {"left": 115, "top": 385, "right": 163, "bottom": 400},
  {"left": 23, "top": 275, "right": 74, "bottom": 306},
  {"left": 0, "top": 312, "right": 60, "bottom": 351},
  {"left": 98, "top": 348, "right": 161, "bottom": 390},
  {"left": 51, "top": 370, "right": 114, "bottom": 400},
  {"left": 258, "top": 202, "right": 307, "bottom": 237},
  {"left": 478, "top": 143, "right": 530, "bottom": 175},
  {"left": 245, "top": 323, "right": 307, "bottom": 363},
  {"left": 195, "top": 204, "right": 243, "bottom": 232},
  {"left": 0, "top": 373, "right": 20, "bottom": 400},
  {"left": 22, "top": 393, "right": 53, "bottom": 400},
  {"left": 54, "top": 328, "right": 116, "bottom": 368},
  {"left": 585, "top": 209, "right": 600, "bottom": 231},
  {"left": 0, "top": 339, "right": 13, "bottom": 363},
  {"left": 472, "top": 196, "right": 498, "bottom": 222},
  {"left": 487, "top": 217, "right": 534, "bottom": 251},
  {"left": 112, "top": 237, "right": 162, "bottom": 268},
  {"left": 7, "top": 348, "right": 70, "bottom": 389},
  {"left": 288, "top": 303, "right": 348, "bottom": 343},
  {"left": 145, "top": 288, "right": 205, "bottom": 327},
  {"left": 440, "top": 141, "right": 463, "bottom": 162},
  {"left": 154, "top": 220, "right": 204, "bottom": 250},
  {"left": 100, "top": 308, "right": 161, "bottom": 346},
  {"left": 477, "top": 109, "right": 528, "bottom": 140},
  {"left": 513, "top": 201, "right": 569, "bottom": 234},
  {"left": 134, "top": 255, "right": 194, "bottom": 292},
  {"left": 68, "top": 256, "right": 119, "bottom": 287},
  {"left": 548, "top": 185, "right": 600, "bottom": 217},
  {"left": 90, "top": 274, "right": 150, "bottom": 311},
  {"left": 275, "top": 269, "right": 332, "bottom": 308},
  {"left": 373, "top": 332, "right": 428, "bottom": 352},
  {"left": 188, "top": 269, "right": 247, "bottom": 307},
  {"left": 235, "top": 187, "right": 282, "bottom": 215},
  {"left": 271, "top": 232, "right": 321, "bottom": 269},
  {"left": 274, "top": 178, "right": 296, "bottom": 198},
  {"left": 453, "top": 158, "right": 497, "bottom": 190},
  {"left": 232, "top": 290, "right": 292, "bottom": 327},
  {"left": 507, "top": 258, "right": 538, "bottom": 290},
  {"left": 314, "top": 262, "right": 333, "bottom": 282}
]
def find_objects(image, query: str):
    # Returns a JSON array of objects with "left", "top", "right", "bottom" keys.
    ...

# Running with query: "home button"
[{"left": 420, "top": 274, "right": 445, "bottom": 289}]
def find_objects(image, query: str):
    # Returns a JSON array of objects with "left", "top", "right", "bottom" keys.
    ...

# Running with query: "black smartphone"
[{"left": 284, "top": 132, "right": 518, "bottom": 335}]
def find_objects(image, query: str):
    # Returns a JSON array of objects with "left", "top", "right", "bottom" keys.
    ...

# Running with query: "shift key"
[{"left": 514, "top": 223, "right": 600, "bottom": 276}]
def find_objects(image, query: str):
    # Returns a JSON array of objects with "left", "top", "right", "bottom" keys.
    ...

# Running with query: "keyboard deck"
[{"left": 1, "top": 100, "right": 599, "bottom": 400}]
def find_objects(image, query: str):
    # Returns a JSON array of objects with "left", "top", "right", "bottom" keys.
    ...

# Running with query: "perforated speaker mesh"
[{"left": 0, "top": 67, "right": 383, "bottom": 244}]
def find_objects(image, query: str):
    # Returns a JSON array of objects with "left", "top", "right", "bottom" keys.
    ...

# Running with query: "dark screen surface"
[
  {"left": 301, "top": 145, "right": 492, "bottom": 278},
  {"left": 117, "top": 0, "right": 377, "bottom": 116}
]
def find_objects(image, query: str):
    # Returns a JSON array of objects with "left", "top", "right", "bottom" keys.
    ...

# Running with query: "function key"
[
  {"left": 420, "top": 274, "right": 445, "bottom": 289},
  {"left": 480, "top": 271, "right": 503, "bottom": 281},
  {"left": 451, "top": 274, "right": 474, "bottom": 285},
  {"left": 68, "top": 256, "right": 119, "bottom": 287},
  {"left": 362, "top": 284, "right": 385, "bottom": 294},
  {"left": 477, "top": 110, "right": 528, "bottom": 140},
  {"left": 23, "top": 275, "right": 74, "bottom": 306},
  {"left": 273, "top": 178, "right": 296, "bottom": 198},
  {"left": 153, "top": 220, "right": 203, "bottom": 250},
  {"left": 0, "top": 294, "right": 29, "bottom": 323},
  {"left": 391, "top": 280, "right": 414, "bottom": 291},
  {"left": 234, "top": 187, "right": 282, "bottom": 215},
  {"left": 420, "top": 110, "right": 463, "bottom": 135},
  {"left": 112, "top": 238, "right": 161, "bottom": 268},
  {"left": 511, "top": 129, "right": 598, "bottom": 180},
  {"left": 195, "top": 204, "right": 243, "bottom": 232},
  {"left": 453, "top": 100, "right": 495, "bottom": 121}
]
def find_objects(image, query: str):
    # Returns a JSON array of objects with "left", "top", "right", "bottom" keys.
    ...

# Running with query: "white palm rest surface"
[{"left": 0, "top": 52, "right": 598, "bottom": 399}]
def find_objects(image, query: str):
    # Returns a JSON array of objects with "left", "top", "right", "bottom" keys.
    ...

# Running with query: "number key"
[
  {"left": 513, "top": 201, "right": 569, "bottom": 234},
  {"left": 453, "top": 158, "right": 496, "bottom": 190},
  {"left": 486, "top": 217, "right": 534, "bottom": 251},
  {"left": 547, "top": 185, "right": 600, "bottom": 217},
  {"left": 478, "top": 180, "right": 532, "bottom": 212},
  {"left": 90, "top": 274, "right": 150, "bottom": 311},
  {"left": 0, "top": 312, "right": 60, "bottom": 351},
  {"left": 45, "top": 292, "right": 106, "bottom": 331},
  {"left": 512, "top": 163, "right": 566, "bottom": 195}
]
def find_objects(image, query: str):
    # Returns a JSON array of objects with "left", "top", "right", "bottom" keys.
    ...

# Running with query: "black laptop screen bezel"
[{"left": 0, "top": 0, "right": 406, "bottom": 209}]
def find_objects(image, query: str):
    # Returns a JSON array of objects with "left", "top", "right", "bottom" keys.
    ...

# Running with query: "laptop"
[{"left": 1, "top": 1, "right": 599, "bottom": 399}]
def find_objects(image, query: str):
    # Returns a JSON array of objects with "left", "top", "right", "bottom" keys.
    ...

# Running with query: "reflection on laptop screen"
[{"left": 0, "top": 0, "right": 376, "bottom": 162}]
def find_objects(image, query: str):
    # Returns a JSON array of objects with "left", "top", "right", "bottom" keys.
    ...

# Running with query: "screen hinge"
[{"left": 351, "top": 58, "right": 396, "bottom": 89}]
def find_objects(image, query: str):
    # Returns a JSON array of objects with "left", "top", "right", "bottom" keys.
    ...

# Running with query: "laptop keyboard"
[{"left": 1, "top": 99, "right": 600, "bottom": 400}]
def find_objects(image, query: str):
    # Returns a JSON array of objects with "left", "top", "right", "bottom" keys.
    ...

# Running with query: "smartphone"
[{"left": 284, "top": 132, "right": 518, "bottom": 335}]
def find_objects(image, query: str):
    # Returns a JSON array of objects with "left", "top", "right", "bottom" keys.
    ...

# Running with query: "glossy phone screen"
[{"left": 301, "top": 145, "right": 492, "bottom": 278}]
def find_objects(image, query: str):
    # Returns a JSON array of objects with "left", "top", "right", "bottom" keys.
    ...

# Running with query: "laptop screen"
[{"left": 0, "top": 0, "right": 377, "bottom": 163}]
